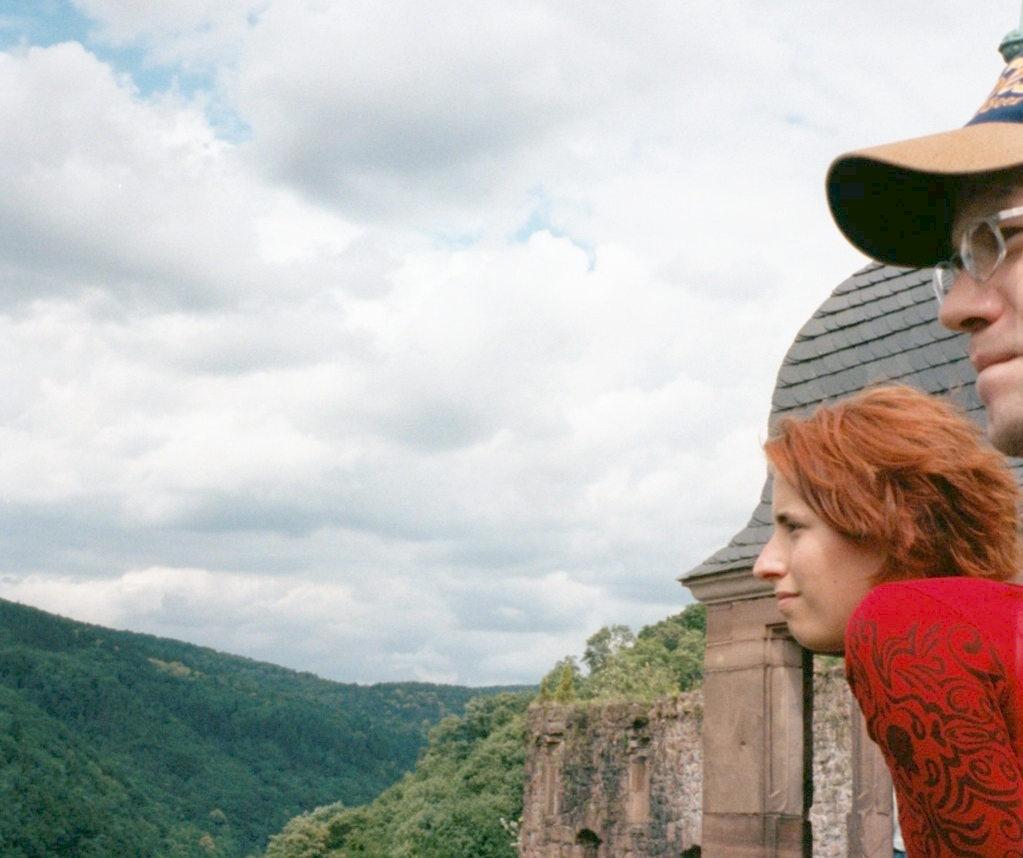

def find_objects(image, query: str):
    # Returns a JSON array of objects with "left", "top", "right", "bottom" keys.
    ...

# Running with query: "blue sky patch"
[
  {"left": 0, "top": 0, "right": 213, "bottom": 98},
  {"left": 1, "top": 0, "right": 93, "bottom": 53},
  {"left": 0, "top": 0, "right": 248, "bottom": 138}
]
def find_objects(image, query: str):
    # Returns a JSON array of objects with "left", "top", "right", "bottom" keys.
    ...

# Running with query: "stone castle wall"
[
  {"left": 520, "top": 692, "right": 702, "bottom": 858},
  {"left": 519, "top": 660, "right": 856, "bottom": 858},
  {"left": 811, "top": 659, "right": 856, "bottom": 858}
]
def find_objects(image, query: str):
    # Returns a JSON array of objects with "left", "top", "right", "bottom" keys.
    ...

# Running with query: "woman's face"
[{"left": 752, "top": 472, "right": 884, "bottom": 653}]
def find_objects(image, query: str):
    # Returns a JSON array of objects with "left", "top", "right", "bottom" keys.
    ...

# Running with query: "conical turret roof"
[{"left": 682, "top": 263, "right": 1023, "bottom": 586}]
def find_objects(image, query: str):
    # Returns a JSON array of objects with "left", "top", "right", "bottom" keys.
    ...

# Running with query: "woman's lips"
[{"left": 775, "top": 592, "right": 798, "bottom": 610}]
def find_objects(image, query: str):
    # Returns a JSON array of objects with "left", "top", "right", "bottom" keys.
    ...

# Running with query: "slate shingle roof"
[{"left": 682, "top": 262, "right": 1023, "bottom": 584}]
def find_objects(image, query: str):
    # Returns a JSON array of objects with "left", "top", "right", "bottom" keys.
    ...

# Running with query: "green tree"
[
  {"left": 0, "top": 596, "right": 526, "bottom": 858},
  {"left": 264, "top": 812, "right": 332, "bottom": 858},
  {"left": 582, "top": 624, "right": 635, "bottom": 675},
  {"left": 554, "top": 664, "right": 576, "bottom": 703},
  {"left": 261, "top": 693, "right": 530, "bottom": 858},
  {"left": 539, "top": 657, "right": 584, "bottom": 701},
  {"left": 262, "top": 608, "right": 710, "bottom": 858},
  {"left": 585, "top": 638, "right": 679, "bottom": 701},
  {"left": 638, "top": 603, "right": 706, "bottom": 640},
  {"left": 579, "top": 605, "right": 706, "bottom": 701},
  {"left": 635, "top": 605, "right": 706, "bottom": 691}
]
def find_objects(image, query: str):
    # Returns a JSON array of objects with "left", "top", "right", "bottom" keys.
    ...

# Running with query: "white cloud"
[
  {"left": 0, "top": 565, "right": 659, "bottom": 684},
  {"left": 0, "top": 1, "right": 1016, "bottom": 683},
  {"left": 228, "top": 2, "right": 638, "bottom": 216},
  {"left": 0, "top": 43, "right": 257, "bottom": 304}
]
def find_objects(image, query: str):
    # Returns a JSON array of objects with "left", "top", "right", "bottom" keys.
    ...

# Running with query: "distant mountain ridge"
[{"left": 0, "top": 597, "right": 526, "bottom": 858}]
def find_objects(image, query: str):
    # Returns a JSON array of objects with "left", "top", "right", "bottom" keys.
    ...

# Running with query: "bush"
[
  {"left": 260, "top": 693, "right": 530, "bottom": 858},
  {"left": 542, "top": 604, "right": 707, "bottom": 703}
]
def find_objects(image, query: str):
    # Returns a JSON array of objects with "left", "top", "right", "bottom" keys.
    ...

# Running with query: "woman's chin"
[{"left": 788, "top": 625, "right": 842, "bottom": 654}]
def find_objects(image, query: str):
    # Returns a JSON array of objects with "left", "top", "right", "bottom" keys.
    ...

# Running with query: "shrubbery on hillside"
[
  {"left": 540, "top": 604, "right": 706, "bottom": 703},
  {"left": 264, "top": 693, "right": 531, "bottom": 858},
  {"left": 262, "top": 604, "right": 708, "bottom": 858},
  {"left": 0, "top": 598, "right": 517, "bottom": 857}
]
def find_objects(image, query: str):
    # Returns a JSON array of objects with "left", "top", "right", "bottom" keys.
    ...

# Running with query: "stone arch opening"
[{"left": 576, "top": 828, "right": 602, "bottom": 855}]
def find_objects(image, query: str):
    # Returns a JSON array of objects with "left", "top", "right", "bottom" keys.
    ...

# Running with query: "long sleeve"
[{"left": 845, "top": 584, "right": 1023, "bottom": 858}]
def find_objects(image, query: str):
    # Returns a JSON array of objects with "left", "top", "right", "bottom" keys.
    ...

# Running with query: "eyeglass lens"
[
  {"left": 965, "top": 220, "right": 1004, "bottom": 281},
  {"left": 932, "top": 265, "right": 957, "bottom": 304}
]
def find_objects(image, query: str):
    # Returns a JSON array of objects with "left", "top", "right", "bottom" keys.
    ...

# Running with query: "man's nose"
[
  {"left": 752, "top": 534, "right": 785, "bottom": 581},
  {"left": 938, "top": 270, "right": 1003, "bottom": 333}
]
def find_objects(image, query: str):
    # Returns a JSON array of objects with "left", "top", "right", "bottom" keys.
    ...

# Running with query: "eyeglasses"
[{"left": 933, "top": 204, "right": 1023, "bottom": 304}]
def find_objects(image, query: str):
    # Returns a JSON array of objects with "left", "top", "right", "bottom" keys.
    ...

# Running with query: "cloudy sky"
[{"left": 0, "top": 0, "right": 1012, "bottom": 685}]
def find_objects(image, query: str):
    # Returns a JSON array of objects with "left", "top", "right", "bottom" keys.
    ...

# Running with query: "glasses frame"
[{"left": 932, "top": 203, "right": 1023, "bottom": 304}]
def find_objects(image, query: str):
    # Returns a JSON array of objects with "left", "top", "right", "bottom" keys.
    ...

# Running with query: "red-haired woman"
[{"left": 752, "top": 385, "right": 1023, "bottom": 858}]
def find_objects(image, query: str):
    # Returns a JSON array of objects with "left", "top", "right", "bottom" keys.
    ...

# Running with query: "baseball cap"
[{"left": 827, "top": 39, "right": 1023, "bottom": 269}]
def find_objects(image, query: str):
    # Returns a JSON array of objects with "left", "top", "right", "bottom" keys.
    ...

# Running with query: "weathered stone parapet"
[
  {"left": 518, "top": 668, "right": 867, "bottom": 858},
  {"left": 698, "top": 593, "right": 811, "bottom": 858},
  {"left": 847, "top": 702, "right": 893, "bottom": 858},
  {"left": 519, "top": 694, "right": 702, "bottom": 858}
]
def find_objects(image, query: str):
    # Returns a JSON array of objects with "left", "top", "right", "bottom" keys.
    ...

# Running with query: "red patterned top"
[{"left": 845, "top": 578, "right": 1023, "bottom": 858}]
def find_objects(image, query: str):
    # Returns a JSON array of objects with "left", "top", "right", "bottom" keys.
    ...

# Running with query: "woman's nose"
[{"left": 752, "top": 535, "right": 785, "bottom": 581}]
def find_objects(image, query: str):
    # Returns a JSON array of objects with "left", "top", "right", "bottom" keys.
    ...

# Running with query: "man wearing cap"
[
  {"left": 828, "top": 46, "right": 1023, "bottom": 457},
  {"left": 823, "top": 32, "right": 1023, "bottom": 858}
]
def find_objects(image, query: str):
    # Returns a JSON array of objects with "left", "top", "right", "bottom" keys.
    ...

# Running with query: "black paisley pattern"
[{"left": 846, "top": 612, "right": 1023, "bottom": 858}]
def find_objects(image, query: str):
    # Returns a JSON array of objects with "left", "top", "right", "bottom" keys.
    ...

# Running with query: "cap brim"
[{"left": 827, "top": 122, "right": 1023, "bottom": 268}]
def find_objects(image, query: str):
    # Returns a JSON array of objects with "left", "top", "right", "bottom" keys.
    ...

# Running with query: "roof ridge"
[{"left": 681, "top": 264, "right": 992, "bottom": 584}]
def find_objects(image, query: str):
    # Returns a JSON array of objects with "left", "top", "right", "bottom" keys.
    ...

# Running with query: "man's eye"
[{"left": 1003, "top": 226, "right": 1023, "bottom": 246}]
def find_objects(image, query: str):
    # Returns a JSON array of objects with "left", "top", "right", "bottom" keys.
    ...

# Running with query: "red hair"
[{"left": 764, "top": 385, "right": 1022, "bottom": 583}]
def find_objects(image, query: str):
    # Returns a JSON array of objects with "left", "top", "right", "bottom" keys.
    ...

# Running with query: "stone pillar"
[
  {"left": 847, "top": 703, "right": 894, "bottom": 858},
  {"left": 687, "top": 570, "right": 811, "bottom": 858}
]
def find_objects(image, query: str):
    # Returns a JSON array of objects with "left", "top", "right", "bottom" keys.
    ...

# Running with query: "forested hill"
[{"left": 0, "top": 597, "right": 526, "bottom": 858}]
